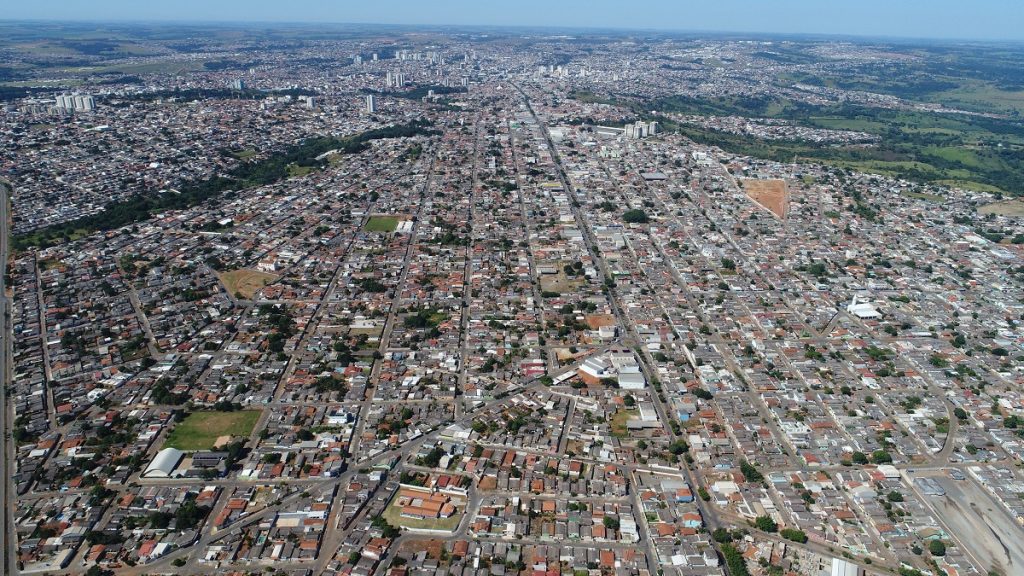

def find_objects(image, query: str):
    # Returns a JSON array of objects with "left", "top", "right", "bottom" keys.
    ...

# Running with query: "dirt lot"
[
  {"left": 741, "top": 178, "right": 789, "bottom": 219},
  {"left": 539, "top": 269, "right": 585, "bottom": 293},
  {"left": 979, "top": 198, "right": 1024, "bottom": 216}
]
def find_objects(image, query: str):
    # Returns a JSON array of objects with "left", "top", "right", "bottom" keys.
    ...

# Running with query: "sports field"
[
  {"left": 365, "top": 215, "right": 400, "bottom": 232},
  {"left": 165, "top": 410, "right": 261, "bottom": 451}
]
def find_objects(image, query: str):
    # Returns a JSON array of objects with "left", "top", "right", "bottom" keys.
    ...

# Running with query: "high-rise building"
[
  {"left": 54, "top": 93, "right": 95, "bottom": 112},
  {"left": 385, "top": 71, "right": 406, "bottom": 88},
  {"left": 229, "top": 79, "right": 246, "bottom": 90},
  {"left": 365, "top": 95, "right": 376, "bottom": 113},
  {"left": 55, "top": 94, "right": 74, "bottom": 110}
]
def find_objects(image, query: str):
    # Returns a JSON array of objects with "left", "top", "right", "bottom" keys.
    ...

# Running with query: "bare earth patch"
[
  {"left": 979, "top": 198, "right": 1024, "bottom": 217},
  {"left": 741, "top": 178, "right": 789, "bottom": 219}
]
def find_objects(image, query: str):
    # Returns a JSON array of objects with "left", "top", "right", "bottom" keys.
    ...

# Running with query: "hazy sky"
[{"left": 5, "top": 0, "right": 1024, "bottom": 41}]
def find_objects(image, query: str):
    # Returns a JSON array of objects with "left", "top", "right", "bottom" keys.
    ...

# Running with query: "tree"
[
  {"left": 721, "top": 543, "right": 751, "bottom": 576},
  {"left": 623, "top": 209, "right": 650, "bottom": 224},
  {"left": 887, "top": 491, "right": 904, "bottom": 502},
  {"left": 928, "top": 539, "right": 946, "bottom": 557},
  {"left": 754, "top": 515, "right": 778, "bottom": 532},
  {"left": 712, "top": 527, "right": 733, "bottom": 542},
  {"left": 851, "top": 451, "right": 869, "bottom": 465},
  {"left": 780, "top": 528, "right": 808, "bottom": 543},
  {"left": 602, "top": 516, "right": 620, "bottom": 530},
  {"left": 954, "top": 407, "right": 968, "bottom": 421},
  {"left": 870, "top": 450, "right": 893, "bottom": 464},
  {"left": 175, "top": 499, "right": 211, "bottom": 529},
  {"left": 740, "top": 460, "right": 764, "bottom": 483},
  {"left": 693, "top": 388, "right": 713, "bottom": 401},
  {"left": 668, "top": 439, "right": 689, "bottom": 455}
]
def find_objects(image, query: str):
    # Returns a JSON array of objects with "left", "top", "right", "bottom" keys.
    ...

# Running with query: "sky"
[{"left": 4, "top": 0, "right": 1024, "bottom": 42}]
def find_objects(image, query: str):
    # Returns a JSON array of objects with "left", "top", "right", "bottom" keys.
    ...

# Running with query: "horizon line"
[{"left": 1, "top": 18, "right": 1023, "bottom": 45}]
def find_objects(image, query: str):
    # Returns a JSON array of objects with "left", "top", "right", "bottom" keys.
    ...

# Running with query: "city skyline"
[{"left": 4, "top": 0, "right": 1024, "bottom": 42}]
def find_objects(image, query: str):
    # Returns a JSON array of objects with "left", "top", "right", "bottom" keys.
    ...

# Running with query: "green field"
[
  {"left": 165, "top": 410, "right": 261, "bottom": 451},
  {"left": 661, "top": 110, "right": 1024, "bottom": 196},
  {"left": 286, "top": 163, "right": 317, "bottom": 177},
  {"left": 364, "top": 216, "right": 400, "bottom": 232},
  {"left": 576, "top": 83, "right": 1024, "bottom": 196}
]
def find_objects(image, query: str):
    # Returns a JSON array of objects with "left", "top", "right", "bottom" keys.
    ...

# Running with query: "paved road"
[
  {"left": 514, "top": 83, "right": 728, "bottom": 574},
  {"left": 0, "top": 180, "right": 16, "bottom": 575}
]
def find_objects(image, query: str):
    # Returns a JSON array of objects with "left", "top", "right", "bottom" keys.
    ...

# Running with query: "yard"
[
  {"left": 611, "top": 409, "right": 639, "bottom": 438},
  {"left": 164, "top": 410, "right": 262, "bottom": 451}
]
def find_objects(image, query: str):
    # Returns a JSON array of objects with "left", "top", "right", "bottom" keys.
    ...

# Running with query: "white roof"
[{"left": 143, "top": 447, "right": 184, "bottom": 478}]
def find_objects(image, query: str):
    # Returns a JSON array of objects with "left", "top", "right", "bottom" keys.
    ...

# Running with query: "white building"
[
  {"left": 142, "top": 447, "right": 185, "bottom": 478},
  {"left": 847, "top": 295, "right": 881, "bottom": 319}
]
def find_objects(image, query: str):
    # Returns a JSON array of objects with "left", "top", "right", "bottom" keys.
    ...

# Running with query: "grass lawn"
[
  {"left": 382, "top": 493, "right": 463, "bottom": 532},
  {"left": 287, "top": 163, "right": 317, "bottom": 177},
  {"left": 364, "top": 215, "right": 400, "bottom": 232},
  {"left": 217, "top": 269, "right": 279, "bottom": 299},
  {"left": 165, "top": 410, "right": 262, "bottom": 451}
]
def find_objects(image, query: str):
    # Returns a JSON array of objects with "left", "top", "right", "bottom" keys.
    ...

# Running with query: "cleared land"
[
  {"left": 365, "top": 215, "right": 400, "bottom": 232},
  {"left": 585, "top": 314, "right": 617, "bottom": 330},
  {"left": 218, "top": 268, "right": 278, "bottom": 299},
  {"left": 539, "top": 270, "right": 586, "bottom": 294},
  {"left": 165, "top": 410, "right": 261, "bottom": 451},
  {"left": 979, "top": 198, "right": 1024, "bottom": 216},
  {"left": 382, "top": 493, "right": 463, "bottom": 532},
  {"left": 741, "top": 178, "right": 788, "bottom": 219}
]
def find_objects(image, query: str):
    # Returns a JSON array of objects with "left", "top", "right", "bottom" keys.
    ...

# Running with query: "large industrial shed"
[{"left": 142, "top": 447, "right": 185, "bottom": 478}]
